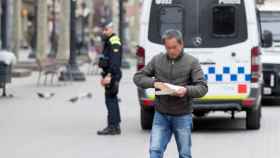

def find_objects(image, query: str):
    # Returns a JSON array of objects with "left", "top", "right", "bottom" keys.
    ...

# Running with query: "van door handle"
[{"left": 231, "top": 52, "right": 236, "bottom": 57}]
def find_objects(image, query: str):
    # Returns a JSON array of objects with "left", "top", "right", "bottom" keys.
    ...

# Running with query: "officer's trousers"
[{"left": 105, "top": 81, "right": 121, "bottom": 128}]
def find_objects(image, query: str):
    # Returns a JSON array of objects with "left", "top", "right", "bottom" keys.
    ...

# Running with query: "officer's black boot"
[
  {"left": 114, "top": 126, "right": 121, "bottom": 134},
  {"left": 97, "top": 126, "right": 121, "bottom": 135}
]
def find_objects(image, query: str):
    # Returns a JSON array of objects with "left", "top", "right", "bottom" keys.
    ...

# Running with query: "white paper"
[
  {"left": 164, "top": 83, "right": 184, "bottom": 91},
  {"left": 155, "top": 83, "right": 184, "bottom": 96}
]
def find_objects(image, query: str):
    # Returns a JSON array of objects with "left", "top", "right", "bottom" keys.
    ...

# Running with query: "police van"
[
  {"left": 258, "top": 2, "right": 280, "bottom": 102},
  {"left": 136, "top": 0, "right": 271, "bottom": 130}
]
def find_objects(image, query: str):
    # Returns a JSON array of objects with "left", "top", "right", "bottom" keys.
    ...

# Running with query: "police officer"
[{"left": 97, "top": 21, "right": 122, "bottom": 135}]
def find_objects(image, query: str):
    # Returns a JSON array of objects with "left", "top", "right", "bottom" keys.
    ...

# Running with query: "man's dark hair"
[{"left": 162, "top": 29, "right": 184, "bottom": 45}]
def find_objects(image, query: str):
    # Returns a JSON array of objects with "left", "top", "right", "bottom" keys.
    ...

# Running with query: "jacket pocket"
[{"left": 169, "top": 96, "right": 187, "bottom": 106}]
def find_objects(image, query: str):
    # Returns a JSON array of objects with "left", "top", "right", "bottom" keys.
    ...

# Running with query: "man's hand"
[
  {"left": 104, "top": 75, "right": 112, "bottom": 83},
  {"left": 100, "top": 79, "right": 106, "bottom": 87},
  {"left": 100, "top": 75, "right": 112, "bottom": 87},
  {"left": 154, "top": 82, "right": 166, "bottom": 90},
  {"left": 174, "top": 87, "right": 187, "bottom": 98}
]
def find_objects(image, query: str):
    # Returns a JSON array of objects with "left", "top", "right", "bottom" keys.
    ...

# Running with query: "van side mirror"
[{"left": 262, "top": 30, "right": 273, "bottom": 48}]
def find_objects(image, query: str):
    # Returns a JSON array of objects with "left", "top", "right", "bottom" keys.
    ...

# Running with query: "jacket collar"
[
  {"left": 166, "top": 51, "right": 184, "bottom": 61},
  {"left": 103, "top": 33, "right": 115, "bottom": 42}
]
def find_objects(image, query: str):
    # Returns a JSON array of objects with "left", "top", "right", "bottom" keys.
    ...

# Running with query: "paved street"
[{"left": 0, "top": 62, "right": 280, "bottom": 158}]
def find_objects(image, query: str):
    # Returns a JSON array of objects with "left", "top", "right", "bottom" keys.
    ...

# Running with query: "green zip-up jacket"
[{"left": 133, "top": 52, "right": 208, "bottom": 116}]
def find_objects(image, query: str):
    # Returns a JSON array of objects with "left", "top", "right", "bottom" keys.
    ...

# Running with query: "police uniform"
[{"left": 98, "top": 31, "right": 122, "bottom": 135}]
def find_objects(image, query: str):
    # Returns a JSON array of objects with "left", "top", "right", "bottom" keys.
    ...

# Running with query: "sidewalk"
[{"left": 0, "top": 60, "right": 139, "bottom": 158}]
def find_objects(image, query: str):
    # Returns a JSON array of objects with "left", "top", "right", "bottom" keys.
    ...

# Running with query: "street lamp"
[
  {"left": 80, "top": 2, "right": 89, "bottom": 55},
  {"left": 76, "top": 2, "right": 88, "bottom": 55},
  {"left": 118, "top": 0, "right": 131, "bottom": 69},
  {"left": 50, "top": 0, "right": 57, "bottom": 57},
  {"left": 28, "top": 0, "right": 38, "bottom": 58},
  {"left": 59, "top": 0, "right": 86, "bottom": 81},
  {"left": 1, "top": 0, "right": 12, "bottom": 50}
]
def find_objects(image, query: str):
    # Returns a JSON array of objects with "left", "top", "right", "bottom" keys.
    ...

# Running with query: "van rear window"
[
  {"left": 160, "top": 7, "right": 184, "bottom": 36},
  {"left": 148, "top": 0, "right": 248, "bottom": 48},
  {"left": 213, "top": 6, "right": 236, "bottom": 36}
]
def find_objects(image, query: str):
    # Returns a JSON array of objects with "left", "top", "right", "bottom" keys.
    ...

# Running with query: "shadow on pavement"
[
  {"left": 262, "top": 99, "right": 280, "bottom": 106},
  {"left": 193, "top": 116, "right": 247, "bottom": 133}
]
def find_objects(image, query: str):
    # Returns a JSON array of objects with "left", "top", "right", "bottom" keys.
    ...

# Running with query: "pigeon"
[
  {"left": 37, "top": 92, "right": 55, "bottom": 99},
  {"left": 68, "top": 92, "right": 93, "bottom": 103},
  {"left": 69, "top": 96, "right": 79, "bottom": 103}
]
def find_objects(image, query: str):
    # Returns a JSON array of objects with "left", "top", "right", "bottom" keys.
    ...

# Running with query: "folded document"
[{"left": 155, "top": 83, "right": 184, "bottom": 96}]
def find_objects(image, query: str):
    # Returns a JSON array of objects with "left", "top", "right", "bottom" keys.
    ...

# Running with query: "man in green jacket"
[{"left": 133, "top": 29, "right": 208, "bottom": 158}]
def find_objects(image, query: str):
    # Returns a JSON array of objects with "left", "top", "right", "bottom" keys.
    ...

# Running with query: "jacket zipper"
[
  {"left": 167, "top": 59, "right": 175, "bottom": 102},
  {"left": 170, "top": 60, "right": 175, "bottom": 84}
]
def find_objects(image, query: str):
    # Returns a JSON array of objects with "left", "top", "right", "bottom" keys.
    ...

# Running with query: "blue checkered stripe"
[{"left": 203, "top": 65, "right": 251, "bottom": 82}]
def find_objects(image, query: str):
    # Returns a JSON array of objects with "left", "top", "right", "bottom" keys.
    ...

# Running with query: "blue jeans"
[{"left": 150, "top": 112, "right": 193, "bottom": 158}]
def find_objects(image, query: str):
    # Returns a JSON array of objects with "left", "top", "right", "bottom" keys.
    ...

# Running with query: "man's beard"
[{"left": 167, "top": 53, "right": 181, "bottom": 59}]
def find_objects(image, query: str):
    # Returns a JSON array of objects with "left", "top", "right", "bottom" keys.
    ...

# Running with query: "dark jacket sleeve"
[
  {"left": 108, "top": 43, "right": 122, "bottom": 81},
  {"left": 187, "top": 58, "right": 208, "bottom": 98},
  {"left": 133, "top": 56, "right": 156, "bottom": 89}
]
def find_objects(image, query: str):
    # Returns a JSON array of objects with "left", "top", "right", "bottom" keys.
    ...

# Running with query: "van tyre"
[
  {"left": 141, "top": 108, "right": 154, "bottom": 130},
  {"left": 246, "top": 105, "right": 261, "bottom": 130}
]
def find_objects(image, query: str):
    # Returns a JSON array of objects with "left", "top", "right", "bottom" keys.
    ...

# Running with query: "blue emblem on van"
[{"left": 203, "top": 66, "right": 251, "bottom": 82}]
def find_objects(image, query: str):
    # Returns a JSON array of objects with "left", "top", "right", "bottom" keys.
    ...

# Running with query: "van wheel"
[
  {"left": 246, "top": 105, "right": 261, "bottom": 130},
  {"left": 141, "top": 108, "right": 154, "bottom": 130}
]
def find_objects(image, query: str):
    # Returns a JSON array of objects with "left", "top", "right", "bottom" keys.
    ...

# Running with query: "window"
[
  {"left": 212, "top": 6, "right": 236, "bottom": 36},
  {"left": 159, "top": 7, "right": 184, "bottom": 37},
  {"left": 148, "top": 0, "right": 247, "bottom": 48},
  {"left": 260, "top": 11, "right": 280, "bottom": 41}
]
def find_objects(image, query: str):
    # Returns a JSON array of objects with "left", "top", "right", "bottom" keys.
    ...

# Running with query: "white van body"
[
  {"left": 258, "top": 1, "right": 280, "bottom": 99},
  {"left": 136, "top": 0, "right": 262, "bottom": 130}
]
